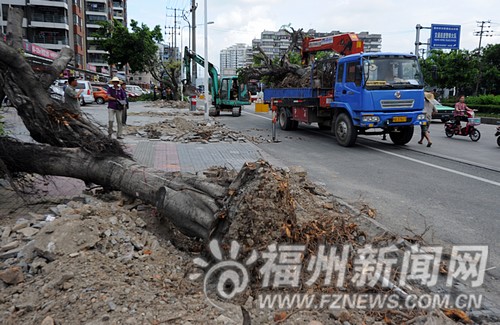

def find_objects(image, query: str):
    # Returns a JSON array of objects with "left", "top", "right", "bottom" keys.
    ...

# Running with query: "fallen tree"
[{"left": 0, "top": 7, "right": 220, "bottom": 239}]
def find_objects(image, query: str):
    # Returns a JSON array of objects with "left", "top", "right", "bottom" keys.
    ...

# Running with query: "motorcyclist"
[{"left": 454, "top": 95, "right": 473, "bottom": 134}]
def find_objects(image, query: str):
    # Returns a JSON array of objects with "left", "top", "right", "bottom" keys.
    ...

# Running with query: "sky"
[{"left": 127, "top": 0, "right": 500, "bottom": 71}]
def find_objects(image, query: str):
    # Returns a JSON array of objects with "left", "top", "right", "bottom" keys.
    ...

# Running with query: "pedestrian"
[
  {"left": 64, "top": 77, "right": 83, "bottom": 110},
  {"left": 106, "top": 76, "right": 127, "bottom": 139},
  {"left": 166, "top": 87, "right": 174, "bottom": 100},
  {"left": 120, "top": 81, "right": 129, "bottom": 125},
  {"left": 418, "top": 92, "right": 437, "bottom": 147}
]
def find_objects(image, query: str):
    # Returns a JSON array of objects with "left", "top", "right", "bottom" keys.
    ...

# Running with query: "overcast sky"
[{"left": 127, "top": 0, "right": 499, "bottom": 70}]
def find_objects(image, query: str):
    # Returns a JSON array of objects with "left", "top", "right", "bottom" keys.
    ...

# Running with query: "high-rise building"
[
  {"left": 252, "top": 29, "right": 292, "bottom": 62},
  {"left": 220, "top": 43, "right": 252, "bottom": 76},
  {"left": 86, "top": 0, "right": 127, "bottom": 75}
]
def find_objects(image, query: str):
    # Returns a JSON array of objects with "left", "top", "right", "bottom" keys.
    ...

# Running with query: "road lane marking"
[
  {"left": 243, "top": 111, "right": 500, "bottom": 187},
  {"left": 243, "top": 111, "right": 273, "bottom": 121},
  {"left": 360, "top": 144, "right": 500, "bottom": 187}
]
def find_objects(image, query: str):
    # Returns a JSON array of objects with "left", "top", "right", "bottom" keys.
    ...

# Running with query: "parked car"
[
  {"left": 126, "top": 85, "right": 144, "bottom": 98},
  {"left": 430, "top": 98, "right": 455, "bottom": 122},
  {"left": 49, "top": 85, "right": 64, "bottom": 102},
  {"left": 92, "top": 86, "right": 109, "bottom": 104},
  {"left": 75, "top": 80, "right": 94, "bottom": 106},
  {"left": 54, "top": 79, "right": 94, "bottom": 106}
]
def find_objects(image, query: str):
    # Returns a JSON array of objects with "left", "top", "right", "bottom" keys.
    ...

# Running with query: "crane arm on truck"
[
  {"left": 301, "top": 33, "right": 364, "bottom": 64},
  {"left": 183, "top": 46, "right": 220, "bottom": 102}
]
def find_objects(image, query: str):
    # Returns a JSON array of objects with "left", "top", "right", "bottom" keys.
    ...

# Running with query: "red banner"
[{"left": 30, "top": 43, "right": 59, "bottom": 60}]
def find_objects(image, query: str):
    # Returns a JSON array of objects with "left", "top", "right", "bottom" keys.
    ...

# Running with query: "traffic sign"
[{"left": 430, "top": 24, "right": 461, "bottom": 49}]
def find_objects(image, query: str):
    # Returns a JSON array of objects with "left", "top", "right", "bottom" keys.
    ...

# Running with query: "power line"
[{"left": 474, "top": 20, "right": 493, "bottom": 51}]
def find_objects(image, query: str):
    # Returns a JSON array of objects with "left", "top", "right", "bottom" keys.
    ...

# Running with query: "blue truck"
[{"left": 264, "top": 34, "right": 427, "bottom": 147}]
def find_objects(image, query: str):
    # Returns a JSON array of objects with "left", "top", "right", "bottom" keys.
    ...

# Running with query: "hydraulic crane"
[{"left": 301, "top": 33, "right": 364, "bottom": 64}]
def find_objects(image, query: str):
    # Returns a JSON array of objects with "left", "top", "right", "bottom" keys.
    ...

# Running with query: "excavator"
[{"left": 183, "top": 47, "right": 250, "bottom": 117}]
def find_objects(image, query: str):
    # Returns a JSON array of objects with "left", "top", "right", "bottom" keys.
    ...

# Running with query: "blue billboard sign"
[{"left": 430, "top": 24, "right": 461, "bottom": 49}]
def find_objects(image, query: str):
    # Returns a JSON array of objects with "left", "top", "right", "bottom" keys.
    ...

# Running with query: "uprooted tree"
[
  {"left": 0, "top": 8, "right": 227, "bottom": 240},
  {"left": 238, "top": 27, "right": 341, "bottom": 90}
]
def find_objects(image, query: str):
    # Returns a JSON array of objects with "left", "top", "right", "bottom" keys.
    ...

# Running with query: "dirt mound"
[{"left": 125, "top": 116, "right": 262, "bottom": 143}]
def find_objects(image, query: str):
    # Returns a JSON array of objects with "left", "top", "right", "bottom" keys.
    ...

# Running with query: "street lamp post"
[{"left": 203, "top": 0, "right": 209, "bottom": 120}]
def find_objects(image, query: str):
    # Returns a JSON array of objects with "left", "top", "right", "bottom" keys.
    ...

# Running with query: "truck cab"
[{"left": 332, "top": 53, "right": 427, "bottom": 145}]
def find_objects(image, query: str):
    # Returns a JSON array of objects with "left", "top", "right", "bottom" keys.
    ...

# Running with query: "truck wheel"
[
  {"left": 389, "top": 126, "right": 414, "bottom": 145},
  {"left": 232, "top": 106, "right": 241, "bottom": 117},
  {"left": 335, "top": 113, "right": 357, "bottom": 147},
  {"left": 279, "top": 108, "right": 293, "bottom": 130},
  {"left": 318, "top": 122, "right": 330, "bottom": 130}
]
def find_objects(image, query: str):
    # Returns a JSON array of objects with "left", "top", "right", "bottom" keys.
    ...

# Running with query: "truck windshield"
[{"left": 362, "top": 56, "right": 424, "bottom": 90}]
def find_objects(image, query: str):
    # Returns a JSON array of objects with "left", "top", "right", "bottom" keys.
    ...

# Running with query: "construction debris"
[
  {"left": 0, "top": 161, "right": 479, "bottom": 324},
  {"left": 126, "top": 116, "right": 262, "bottom": 143}
]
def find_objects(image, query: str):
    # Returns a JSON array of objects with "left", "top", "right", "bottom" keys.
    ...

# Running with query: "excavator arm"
[{"left": 183, "top": 46, "right": 219, "bottom": 103}]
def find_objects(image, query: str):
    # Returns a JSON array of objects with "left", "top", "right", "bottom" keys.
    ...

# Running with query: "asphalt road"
[{"left": 218, "top": 105, "right": 500, "bottom": 307}]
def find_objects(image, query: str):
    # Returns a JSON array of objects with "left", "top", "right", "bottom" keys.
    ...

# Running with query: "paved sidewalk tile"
[{"left": 176, "top": 143, "right": 262, "bottom": 173}]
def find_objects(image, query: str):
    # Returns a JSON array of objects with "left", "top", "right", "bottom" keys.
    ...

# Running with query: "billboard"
[{"left": 430, "top": 24, "right": 461, "bottom": 50}]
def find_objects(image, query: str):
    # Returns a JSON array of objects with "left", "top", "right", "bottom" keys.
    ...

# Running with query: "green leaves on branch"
[
  {"left": 93, "top": 19, "right": 163, "bottom": 73},
  {"left": 420, "top": 44, "right": 500, "bottom": 95}
]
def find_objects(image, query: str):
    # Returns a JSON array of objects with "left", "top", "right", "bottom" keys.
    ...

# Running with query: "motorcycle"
[
  {"left": 495, "top": 122, "right": 500, "bottom": 147},
  {"left": 444, "top": 110, "right": 481, "bottom": 142}
]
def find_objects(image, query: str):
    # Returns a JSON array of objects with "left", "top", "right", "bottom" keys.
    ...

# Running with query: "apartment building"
[
  {"left": 220, "top": 43, "right": 252, "bottom": 76},
  {"left": 0, "top": 0, "right": 126, "bottom": 77},
  {"left": 252, "top": 29, "right": 292, "bottom": 62},
  {"left": 85, "top": 0, "right": 127, "bottom": 75}
]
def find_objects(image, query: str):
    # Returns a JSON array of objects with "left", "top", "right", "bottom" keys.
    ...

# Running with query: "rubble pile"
[
  {"left": 0, "top": 163, "right": 472, "bottom": 324},
  {"left": 126, "top": 117, "right": 261, "bottom": 143},
  {"left": 145, "top": 100, "right": 190, "bottom": 109}
]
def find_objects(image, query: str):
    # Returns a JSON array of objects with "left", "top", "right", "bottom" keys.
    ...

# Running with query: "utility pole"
[
  {"left": 191, "top": 0, "right": 197, "bottom": 82},
  {"left": 474, "top": 20, "right": 492, "bottom": 95},
  {"left": 166, "top": 7, "right": 182, "bottom": 59},
  {"left": 474, "top": 20, "right": 492, "bottom": 52}
]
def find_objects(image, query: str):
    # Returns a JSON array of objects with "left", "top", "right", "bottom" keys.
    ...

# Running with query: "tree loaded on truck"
[{"left": 264, "top": 33, "right": 428, "bottom": 147}]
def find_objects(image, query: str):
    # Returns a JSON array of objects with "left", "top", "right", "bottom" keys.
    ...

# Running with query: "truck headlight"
[
  {"left": 362, "top": 116, "right": 380, "bottom": 123},
  {"left": 417, "top": 114, "right": 426, "bottom": 120}
]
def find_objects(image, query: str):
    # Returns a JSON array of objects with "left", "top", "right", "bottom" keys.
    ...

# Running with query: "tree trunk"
[{"left": 0, "top": 138, "right": 225, "bottom": 239}]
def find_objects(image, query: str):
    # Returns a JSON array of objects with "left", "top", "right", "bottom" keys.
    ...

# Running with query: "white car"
[
  {"left": 54, "top": 79, "right": 94, "bottom": 106},
  {"left": 125, "top": 85, "right": 144, "bottom": 97},
  {"left": 75, "top": 80, "right": 94, "bottom": 106}
]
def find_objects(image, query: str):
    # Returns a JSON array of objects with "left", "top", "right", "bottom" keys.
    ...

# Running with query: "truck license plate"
[{"left": 393, "top": 116, "right": 407, "bottom": 122}]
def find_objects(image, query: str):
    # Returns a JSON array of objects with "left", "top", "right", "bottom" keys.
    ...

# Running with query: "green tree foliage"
[
  {"left": 94, "top": 19, "right": 163, "bottom": 73},
  {"left": 421, "top": 45, "right": 500, "bottom": 95},
  {"left": 481, "top": 44, "right": 500, "bottom": 95},
  {"left": 421, "top": 49, "right": 479, "bottom": 95}
]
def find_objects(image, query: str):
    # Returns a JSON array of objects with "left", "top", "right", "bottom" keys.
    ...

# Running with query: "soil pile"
[{"left": 126, "top": 117, "right": 263, "bottom": 143}]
